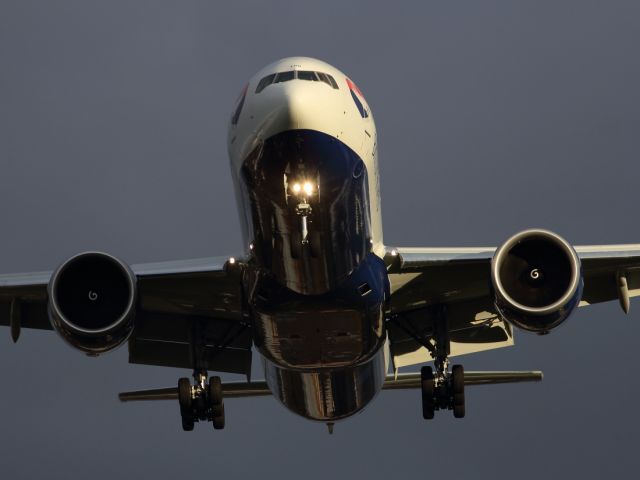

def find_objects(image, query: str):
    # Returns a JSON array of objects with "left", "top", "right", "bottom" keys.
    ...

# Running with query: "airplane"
[{"left": 1, "top": 56, "right": 639, "bottom": 432}]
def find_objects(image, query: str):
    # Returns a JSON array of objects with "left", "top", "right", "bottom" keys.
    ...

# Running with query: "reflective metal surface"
[
  {"left": 249, "top": 253, "right": 388, "bottom": 369},
  {"left": 264, "top": 347, "right": 387, "bottom": 421},
  {"left": 246, "top": 252, "right": 388, "bottom": 420},
  {"left": 240, "top": 129, "right": 372, "bottom": 295},
  {"left": 238, "top": 127, "right": 390, "bottom": 419}
]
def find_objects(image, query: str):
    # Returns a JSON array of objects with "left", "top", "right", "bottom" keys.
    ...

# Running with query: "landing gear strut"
[
  {"left": 178, "top": 370, "right": 225, "bottom": 431},
  {"left": 176, "top": 319, "right": 228, "bottom": 431},
  {"left": 392, "top": 307, "right": 466, "bottom": 420},
  {"left": 419, "top": 313, "right": 465, "bottom": 419}
]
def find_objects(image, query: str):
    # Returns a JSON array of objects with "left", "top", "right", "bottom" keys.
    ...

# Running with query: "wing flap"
[
  {"left": 388, "top": 297, "right": 514, "bottom": 369},
  {"left": 0, "top": 272, "right": 51, "bottom": 331},
  {"left": 127, "top": 256, "right": 251, "bottom": 375},
  {"left": 577, "top": 245, "right": 640, "bottom": 307},
  {"left": 128, "top": 338, "right": 251, "bottom": 375},
  {"left": 0, "top": 300, "right": 50, "bottom": 331}
]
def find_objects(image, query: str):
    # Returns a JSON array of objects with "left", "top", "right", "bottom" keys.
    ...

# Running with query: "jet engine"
[
  {"left": 48, "top": 252, "right": 137, "bottom": 354},
  {"left": 491, "top": 229, "right": 583, "bottom": 333}
]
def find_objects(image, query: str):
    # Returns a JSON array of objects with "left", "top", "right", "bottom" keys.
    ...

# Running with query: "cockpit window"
[
  {"left": 316, "top": 72, "right": 339, "bottom": 89},
  {"left": 297, "top": 70, "right": 318, "bottom": 81},
  {"left": 231, "top": 84, "right": 248, "bottom": 125},
  {"left": 255, "top": 70, "right": 339, "bottom": 93},
  {"left": 316, "top": 73, "right": 329, "bottom": 87},
  {"left": 274, "top": 71, "right": 295, "bottom": 83},
  {"left": 255, "top": 73, "right": 276, "bottom": 93}
]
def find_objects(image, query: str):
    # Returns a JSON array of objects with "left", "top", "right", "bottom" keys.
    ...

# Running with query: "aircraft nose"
[
  {"left": 282, "top": 83, "right": 313, "bottom": 129},
  {"left": 280, "top": 81, "right": 339, "bottom": 131}
]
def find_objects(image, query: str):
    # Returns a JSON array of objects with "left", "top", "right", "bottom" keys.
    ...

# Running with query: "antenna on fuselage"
[{"left": 326, "top": 422, "right": 335, "bottom": 434}]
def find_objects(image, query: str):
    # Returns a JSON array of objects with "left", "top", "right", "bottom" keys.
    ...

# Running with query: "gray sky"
[{"left": 1, "top": 1, "right": 640, "bottom": 478}]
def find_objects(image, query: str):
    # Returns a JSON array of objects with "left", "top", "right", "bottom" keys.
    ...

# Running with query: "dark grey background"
[{"left": 1, "top": 1, "right": 639, "bottom": 478}]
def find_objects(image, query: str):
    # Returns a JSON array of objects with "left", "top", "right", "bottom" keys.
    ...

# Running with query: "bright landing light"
[
  {"left": 303, "top": 182, "right": 313, "bottom": 196},
  {"left": 292, "top": 183, "right": 301, "bottom": 194}
]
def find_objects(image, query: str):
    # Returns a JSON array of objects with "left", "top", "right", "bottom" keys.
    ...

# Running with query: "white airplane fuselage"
[{"left": 227, "top": 57, "right": 389, "bottom": 421}]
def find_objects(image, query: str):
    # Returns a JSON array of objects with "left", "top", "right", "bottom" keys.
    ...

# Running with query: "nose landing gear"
[{"left": 178, "top": 370, "right": 225, "bottom": 431}]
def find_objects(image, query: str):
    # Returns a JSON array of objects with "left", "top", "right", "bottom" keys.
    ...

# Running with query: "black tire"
[
  {"left": 208, "top": 376, "right": 223, "bottom": 406},
  {"left": 178, "top": 377, "right": 192, "bottom": 410},
  {"left": 212, "top": 403, "right": 225, "bottom": 430},
  {"left": 181, "top": 409, "right": 194, "bottom": 431},
  {"left": 451, "top": 365, "right": 465, "bottom": 418},
  {"left": 451, "top": 365, "right": 464, "bottom": 396},
  {"left": 453, "top": 393, "right": 465, "bottom": 418},
  {"left": 212, "top": 402, "right": 224, "bottom": 418},
  {"left": 421, "top": 366, "right": 435, "bottom": 420}
]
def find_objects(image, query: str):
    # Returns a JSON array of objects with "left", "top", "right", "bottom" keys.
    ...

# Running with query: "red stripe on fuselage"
[{"left": 346, "top": 77, "right": 365, "bottom": 100}]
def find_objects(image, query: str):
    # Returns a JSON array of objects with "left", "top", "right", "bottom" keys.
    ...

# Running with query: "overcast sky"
[{"left": 1, "top": 1, "right": 640, "bottom": 478}]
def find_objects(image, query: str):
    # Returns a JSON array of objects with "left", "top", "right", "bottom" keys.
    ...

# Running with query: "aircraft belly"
[
  {"left": 263, "top": 348, "right": 387, "bottom": 422},
  {"left": 247, "top": 252, "right": 390, "bottom": 421},
  {"left": 249, "top": 253, "right": 389, "bottom": 369}
]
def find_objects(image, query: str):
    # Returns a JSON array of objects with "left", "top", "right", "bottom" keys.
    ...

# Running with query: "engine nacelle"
[
  {"left": 491, "top": 229, "right": 583, "bottom": 333},
  {"left": 48, "top": 252, "right": 137, "bottom": 354}
]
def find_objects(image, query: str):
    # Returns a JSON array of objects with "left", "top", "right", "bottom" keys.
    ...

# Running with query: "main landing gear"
[
  {"left": 391, "top": 307, "right": 466, "bottom": 420},
  {"left": 421, "top": 310, "right": 466, "bottom": 420},
  {"left": 420, "top": 311, "right": 465, "bottom": 420},
  {"left": 178, "top": 370, "right": 225, "bottom": 431},
  {"left": 420, "top": 362, "right": 465, "bottom": 420}
]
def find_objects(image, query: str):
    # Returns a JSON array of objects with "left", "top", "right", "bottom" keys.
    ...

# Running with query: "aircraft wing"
[
  {"left": 385, "top": 244, "right": 640, "bottom": 370},
  {"left": 0, "top": 256, "right": 252, "bottom": 377}
]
